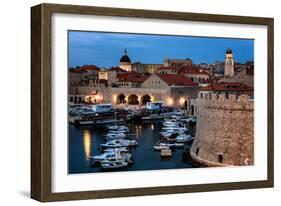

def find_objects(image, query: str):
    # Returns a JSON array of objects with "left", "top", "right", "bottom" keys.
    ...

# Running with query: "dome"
[{"left": 120, "top": 49, "right": 131, "bottom": 63}]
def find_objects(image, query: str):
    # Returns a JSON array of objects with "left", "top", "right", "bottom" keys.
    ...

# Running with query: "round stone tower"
[{"left": 190, "top": 93, "right": 254, "bottom": 166}]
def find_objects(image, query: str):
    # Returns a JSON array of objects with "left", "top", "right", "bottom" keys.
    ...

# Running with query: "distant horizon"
[{"left": 68, "top": 31, "right": 254, "bottom": 69}]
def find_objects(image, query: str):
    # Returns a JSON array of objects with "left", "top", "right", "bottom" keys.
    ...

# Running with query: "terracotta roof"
[
  {"left": 108, "top": 67, "right": 127, "bottom": 72},
  {"left": 155, "top": 74, "right": 198, "bottom": 86},
  {"left": 158, "top": 66, "right": 176, "bottom": 70},
  {"left": 178, "top": 66, "right": 209, "bottom": 75},
  {"left": 201, "top": 82, "right": 253, "bottom": 91},
  {"left": 69, "top": 65, "right": 100, "bottom": 73},
  {"left": 117, "top": 72, "right": 150, "bottom": 83}
]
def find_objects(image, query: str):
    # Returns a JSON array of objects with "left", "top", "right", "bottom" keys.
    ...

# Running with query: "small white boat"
[
  {"left": 160, "top": 131, "right": 178, "bottom": 137},
  {"left": 153, "top": 145, "right": 170, "bottom": 151},
  {"left": 100, "top": 142, "right": 127, "bottom": 148},
  {"left": 108, "top": 130, "right": 128, "bottom": 134},
  {"left": 163, "top": 122, "right": 179, "bottom": 127},
  {"left": 175, "top": 134, "right": 193, "bottom": 143},
  {"left": 90, "top": 151, "right": 116, "bottom": 162},
  {"left": 107, "top": 125, "right": 129, "bottom": 131},
  {"left": 103, "top": 147, "right": 128, "bottom": 153},
  {"left": 156, "top": 142, "right": 184, "bottom": 148},
  {"left": 119, "top": 139, "right": 138, "bottom": 146},
  {"left": 91, "top": 150, "right": 131, "bottom": 162},
  {"left": 104, "top": 133, "right": 126, "bottom": 139},
  {"left": 101, "top": 139, "right": 138, "bottom": 148},
  {"left": 101, "top": 161, "right": 128, "bottom": 169}
]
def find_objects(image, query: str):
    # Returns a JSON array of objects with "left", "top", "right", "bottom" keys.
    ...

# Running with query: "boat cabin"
[
  {"left": 146, "top": 101, "right": 163, "bottom": 110},
  {"left": 92, "top": 104, "right": 113, "bottom": 113}
]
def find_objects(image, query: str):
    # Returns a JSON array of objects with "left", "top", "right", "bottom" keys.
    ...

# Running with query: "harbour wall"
[{"left": 190, "top": 93, "right": 254, "bottom": 166}]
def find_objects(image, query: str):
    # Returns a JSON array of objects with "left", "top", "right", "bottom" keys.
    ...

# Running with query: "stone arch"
[
  {"left": 140, "top": 94, "right": 151, "bottom": 105},
  {"left": 116, "top": 93, "right": 126, "bottom": 104},
  {"left": 128, "top": 94, "right": 139, "bottom": 105},
  {"left": 190, "top": 105, "right": 195, "bottom": 116},
  {"left": 184, "top": 100, "right": 188, "bottom": 109}
]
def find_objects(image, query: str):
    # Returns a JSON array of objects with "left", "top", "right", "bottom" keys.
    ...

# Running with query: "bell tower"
[{"left": 224, "top": 49, "right": 234, "bottom": 77}]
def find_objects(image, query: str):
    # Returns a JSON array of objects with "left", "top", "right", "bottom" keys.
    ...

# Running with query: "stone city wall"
[{"left": 190, "top": 93, "right": 254, "bottom": 166}]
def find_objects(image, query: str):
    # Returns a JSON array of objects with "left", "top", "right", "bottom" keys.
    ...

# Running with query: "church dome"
[{"left": 120, "top": 49, "right": 131, "bottom": 63}]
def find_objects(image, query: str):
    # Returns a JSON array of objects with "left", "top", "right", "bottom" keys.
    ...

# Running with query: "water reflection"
[{"left": 83, "top": 129, "right": 91, "bottom": 160}]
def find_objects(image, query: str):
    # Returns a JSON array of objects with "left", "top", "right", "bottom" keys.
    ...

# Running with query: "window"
[
  {"left": 196, "top": 148, "right": 200, "bottom": 156},
  {"left": 218, "top": 154, "right": 223, "bottom": 163}
]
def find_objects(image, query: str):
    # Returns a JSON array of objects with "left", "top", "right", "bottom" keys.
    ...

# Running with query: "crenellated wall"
[{"left": 190, "top": 93, "right": 254, "bottom": 166}]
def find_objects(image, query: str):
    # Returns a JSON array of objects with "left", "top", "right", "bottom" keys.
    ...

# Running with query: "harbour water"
[{"left": 68, "top": 120, "right": 197, "bottom": 174}]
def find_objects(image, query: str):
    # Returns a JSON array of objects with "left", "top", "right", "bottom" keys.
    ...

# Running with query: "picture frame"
[{"left": 31, "top": 3, "right": 274, "bottom": 202}]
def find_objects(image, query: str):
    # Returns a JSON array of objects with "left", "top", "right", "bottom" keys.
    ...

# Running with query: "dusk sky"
[{"left": 68, "top": 31, "right": 254, "bottom": 68}]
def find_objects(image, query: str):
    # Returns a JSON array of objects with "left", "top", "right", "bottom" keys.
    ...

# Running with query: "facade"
[
  {"left": 178, "top": 66, "right": 210, "bottom": 84},
  {"left": 164, "top": 58, "right": 192, "bottom": 67},
  {"left": 144, "top": 64, "right": 162, "bottom": 74},
  {"left": 157, "top": 67, "right": 178, "bottom": 74},
  {"left": 131, "top": 62, "right": 146, "bottom": 73}
]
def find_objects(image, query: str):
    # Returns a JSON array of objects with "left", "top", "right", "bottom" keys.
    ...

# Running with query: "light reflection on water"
[
  {"left": 83, "top": 129, "right": 91, "bottom": 160},
  {"left": 69, "top": 121, "right": 197, "bottom": 174}
]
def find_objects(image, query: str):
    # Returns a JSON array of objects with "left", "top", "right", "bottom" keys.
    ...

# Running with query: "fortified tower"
[
  {"left": 224, "top": 49, "right": 234, "bottom": 77},
  {"left": 120, "top": 49, "right": 132, "bottom": 72},
  {"left": 190, "top": 93, "right": 254, "bottom": 166}
]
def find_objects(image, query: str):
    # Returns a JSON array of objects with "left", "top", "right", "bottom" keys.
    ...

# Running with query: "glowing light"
[
  {"left": 179, "top": 97, "right": 185, "bottom": 105},
  {"left": 112, "top": 94, "right": 117, "bottom": 104},
  {"left": 167, "top": 97, "right": 174, "bottom": 106},
  {"left": 83, "top": 130, "right": 91, "bottom": 160},
  {"left": 151, "top": 124, "right": 154, "bottom": 130}
]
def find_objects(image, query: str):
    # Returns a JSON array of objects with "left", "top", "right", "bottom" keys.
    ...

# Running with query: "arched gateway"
[
  {"left": 128, "top": 94, "right": 139, "bottom": 105},
  {"left": 116, "top": 94, "right": 126, "bottom": 104},
  {"left": 140, "top": 95, "right": 151, "bottom": 105}
]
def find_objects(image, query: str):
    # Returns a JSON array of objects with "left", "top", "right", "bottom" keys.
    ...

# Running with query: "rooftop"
[
  {"left": 155, "top": 73, "right": 198, "bottom": 86},
  {"left": 117, "top": 72, "right": 150, "bottom": 83},
  {"left": 201, "top": 82, "right": 253, "bottom": 92}
]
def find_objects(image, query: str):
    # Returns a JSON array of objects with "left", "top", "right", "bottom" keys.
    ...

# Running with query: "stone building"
[
  {"left": 178, "top": 66, "right": 210, "bottom": 84},
  {"left": 164, "top": 58, "right": 192, "bottom": 67},
  {"left": 190, "top": 93, "right": 254, "bottom": 166},
  {"left": 219, "top": 68, "right": 254, "bottom": 87},
  {"left": 131, "top": 62, "right": 146, "bottom": 73},
  {"left": 157, "top": 67, "right": 178, "bottom": 74},
  {"left": 144, "top": 64, "right": 162, "bottom": 74}
]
